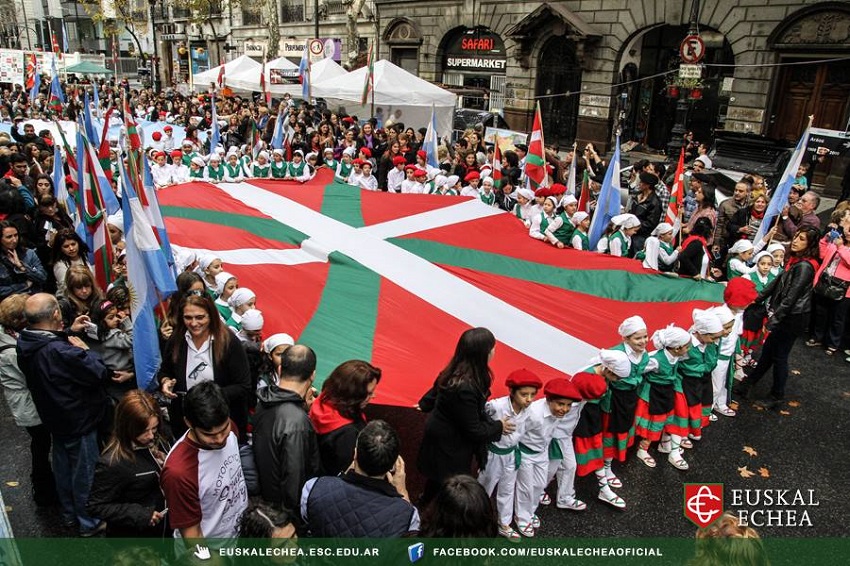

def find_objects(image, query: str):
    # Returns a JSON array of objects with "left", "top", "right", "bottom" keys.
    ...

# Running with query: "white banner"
[{"left": 0, "top": 49, "right": 25, "bottom": 86}]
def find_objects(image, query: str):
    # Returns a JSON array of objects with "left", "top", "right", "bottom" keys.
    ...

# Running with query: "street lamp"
[
  {"left": 666, "top": 0, "right": 701, "bottom": 158},
  {"left": 148, "top": 0, "right": 160, "bottom": 91}
]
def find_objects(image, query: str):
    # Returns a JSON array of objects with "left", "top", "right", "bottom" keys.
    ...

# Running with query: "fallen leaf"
[
  {"left": 791, "top": 370, "right": 801, "bottom": 375},
  {"left": 842, "top": 392, "right": 850, "bottom": 398},
  {"left": 738, "top": 466, "right": 756, "bottom": 478},
  {"left": 729, "top": 401, "right": 739, "bottom": 410},
  {"left": 3, "top": 506, "right": 10, "bottom": 512},
  {"left": 787, "top": 401, "right": 801, "bottom": 407},
  {"left": 4, "top": 481, "right": 18, "bottom": 487},
  {"left": 779, "top": 410, "right": 791, "bottom": 416},
  {"left": 758, "top": 467, "right": 770, "bottom": 478},
  {"left": 753, "top": 404, "right": 765, "bottom": 412},
  {"left": 742, "top": 446, "right": 758, "bottom": 457}
]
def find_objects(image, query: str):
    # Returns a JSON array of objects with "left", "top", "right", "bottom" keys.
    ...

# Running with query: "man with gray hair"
[
  {"left": 780, "top": 190, "right": 821, "bottom": 239},
  {"left": 16, "top": 293, "right": 109, "bottom": 536}
]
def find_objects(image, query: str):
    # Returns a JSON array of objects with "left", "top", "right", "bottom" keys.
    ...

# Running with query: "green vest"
[
  {"left": 608, "top": 231, "right": 629, "bottom": 256},
  {"left": 324, "top": 158, "right": 339, "bottom": 170},
  {"left": 189, "top": 168, "right": 204, "bottom": 179},
  {"left": 609, "top": 342, "right": 650, "bottom": 390},
  {"left": 747, "top": 271, "right": 775, "bottom": 294},
  {"left": 224, "top": 163, "right": 243, "bottom": 178},
  {"left": 181, "top": 152, "right": 198, "bottom": 166},
  {"left": 573, "top": 230, "right": 590, "bottom": 250},
  {"left": 252, "top": 163, "right": 270, "bottom": 178},
  {"left": 480, "top": 192, "right": 496, "bottom": 206},
  {"left": 287, "top": 161, "right": 306, "bottom": 177},
  {"left": 335, "top": 162, "right": 353, "bottom": 180},
  {"left": 552, "top": 212, "right": 575, "bottom": 244},
  {"left": 206, "top": 165, "right": 224, "bottom": 180},
  {"left": 445, "top": 189, "right": 459, "bottom": 196},
  {"left": 540, "top": 215, "right": 552, "bottom": 233},
  {"left": 677, "top": 342, "right": 720, "bottom": 387},
  {"left": 271, "top": 161, "right": 288, "bottom": 179}
]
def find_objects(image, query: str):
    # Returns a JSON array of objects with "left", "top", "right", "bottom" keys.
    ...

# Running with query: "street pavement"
[{"left": 1, "top": 339, "right": 847, "bottom": 539}]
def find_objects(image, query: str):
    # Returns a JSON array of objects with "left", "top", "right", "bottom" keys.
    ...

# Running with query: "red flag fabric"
[
  {"left": 217, "top": 60, "right": 226, "bottom": 89},
  {"left": 577, "top": 169, "right": 590, "bottom": 213},
  {"left": 492, "top": 141, "right": 503, "bottom": 190},
  {"left": 525, "top": 103, "right": 548, "bottom": 190},
  {"left": 666, "top": 148, "right": 686, "bottom": 241},
  {"left": 25, "top": 54, "right": 37, "bottom": 91},
  {"left": 123, "top": 96, "right": 142, "bottom": 152}
]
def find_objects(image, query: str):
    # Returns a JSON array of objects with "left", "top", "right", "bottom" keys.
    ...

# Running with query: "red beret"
[
  {"left": 549, "top": 183, "right": 566, "bottom": 194},
  {"left": 352, "top": 158, "right": 364, "bottom": 166},
  {"left": 570, "top": 372, "right": 607, "bottom": 400},
  {"left": 534, "top": 187, "right": 548, "bottom": 198},
  {"left": 151, "top": 131, "right": 162, "bottom": 140},
  {"left": 544, "top": 378, "right": 582, "bottom": 401},
  {"left": 464, "top": 171, "right": 480, "bottom": 182},
  {"left": 159, "top": 111, "right": 167, "bottom": 118},
  {"left": 413, "top": 167, "right": 428, "bottom": 177},
  {"left": 342, "top": 117, "right": 355, "bottom": 124},
  {"left": 404, "top": 164, "right": 416, "bottom": 171},
  {"left": 392, "top": 156, "right": 407, "bottom": 166},
  {"left": 163, "top": 125, "right": 173, "bottom": 132},
  {"left": 505, "top": 369, "right": 542, "bottom": 390},
  {"left": 154, "top": 151, "right": 166, "bottom": 159},
  {"left": 170, "top": 149, "right": 183, "bottom": 158},
  {"left": 359, "top": 147, "right": 371, "bottom": 157},
  {"left": 724, "top": 276, "right": 758, "bottom": 308},
  {"left": 417, "top": 150, "right": 427, "bottom": 160}
]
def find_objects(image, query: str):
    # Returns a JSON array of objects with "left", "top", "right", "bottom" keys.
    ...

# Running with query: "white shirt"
[
  {"left": 460, "top": 185, "right": 479, "bottom": 197},
  {"left": 485, "top": 396, "right": 532, "bottom": 448},
  {"left": 151, "top": 163, "right": 172, "bottom": 188},
  {"left": 518, "top": 398, "right": 563, "bottom": 453},
  {"left": 359, "top": 174, "right": 379, "bottom": 191},
  {"left": 387, "top": 168, "right": 405, "bottom": 193},
  {"left": 184, "top": 333, "right": 215, "bottom": 390},
  {"left": 170, "top": 164, "right": 190, "bottom": 184}
]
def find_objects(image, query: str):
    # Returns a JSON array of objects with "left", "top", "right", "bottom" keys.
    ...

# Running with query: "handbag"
[{"left": 814, "top": 273, "right": 850, "bottom": 301}]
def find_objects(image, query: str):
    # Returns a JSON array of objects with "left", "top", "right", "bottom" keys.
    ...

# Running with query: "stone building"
[{"left": 375, "top": 0, "right": 849, "bottom": 185}]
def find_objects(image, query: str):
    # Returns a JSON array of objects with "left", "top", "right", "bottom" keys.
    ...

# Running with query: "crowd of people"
[{"left": 0, "top": 75, "right": 847, "bottom": 553}]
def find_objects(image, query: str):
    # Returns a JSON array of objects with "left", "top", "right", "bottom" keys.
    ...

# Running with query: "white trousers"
[
  {"left": 711, "top": 358, "right": 731, "bottom": 409},
  {"left": 515, "top": 452, "right": 548, "bottom": 525},
  {"left": 478, "top": 451, "right": 518, "bottom": 527},
  {"left": 546, "top": 436, "right": 578, "bottom": 505}
]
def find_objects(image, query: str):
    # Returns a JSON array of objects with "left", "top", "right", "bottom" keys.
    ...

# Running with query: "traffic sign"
[
  {"left": 680, "top": 35, "right": 705, "bottom": 63},
  {"left": 679, "top": 64, "right": 702, "bottom": 79}
]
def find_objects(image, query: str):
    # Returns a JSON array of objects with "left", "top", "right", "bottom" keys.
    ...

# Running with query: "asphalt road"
[{"left": 1, "top": 339, "right": 848, "bottom": 539}]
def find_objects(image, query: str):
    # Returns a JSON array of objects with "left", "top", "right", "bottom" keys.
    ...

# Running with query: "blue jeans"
[{"left": 52, "top": 430, "right": 101, "bottom": 533}]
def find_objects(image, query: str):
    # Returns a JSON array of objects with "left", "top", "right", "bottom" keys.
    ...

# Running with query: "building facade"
[{"left": 373, "top": 0, "right": 849, "bottom": 164}]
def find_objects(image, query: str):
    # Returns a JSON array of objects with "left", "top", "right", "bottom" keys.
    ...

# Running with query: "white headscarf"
[
  {"left": 691, "top": 308, "right": 723, "bottom": 334},
  {"left": 560, "top": 194, "right": 577, "bottom": 207},
  {"left": 598, "top": 349, "right": 632, "bottom": 378},
  {"left": 612, "top": 213, "right": 640, "bottom": 230},
  {"left": 728, "top": 240, "right": 754, "bottom": 255},
  {"left": 571, "top": 211, "right": 589, "bottom": 226},
  {"left": 215, "top": 271, "right": 236, "bottom": 295},
  {"left": 240, "top": 308, "right": 264, "bottom": 331},
  {"left": 710, "top": 305, "right": 735, "bottom": 326},
  {"left": 752, "top": 250, "right": 773, "bottom": 267},
  {"left": 651, "top": 324, "right": 691, "bottom": 350},
  {"left": 766, "top": 243, "right": 785, "bottom": 255},
  {"left": 263, "top": 333, "right": 295, "bottom": 354},
  {"left": 198, "top": 254, "right": 218, "bottom": 271},
  {"left": 516, "top": 188, "right": 535, "bottom": 202},
  {"left": 618, "top": 315, "right": 647, "bottom": 338},
  {"left": 651, "top": 222, "right": 673, "bottom": 237},
  {"left": 228, "top": 287, "right": 256, "bottom": 308}
]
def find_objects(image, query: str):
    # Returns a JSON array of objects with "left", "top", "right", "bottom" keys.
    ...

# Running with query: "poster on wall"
[
  {"left": 0, "top": 49, "right": 25, "bottom": 85},
  {"left": 484, "top": 127, "right": 528, "bottom": 151},
  {"left": 190, "top": 45, "right": 210, "bottom": 75}
]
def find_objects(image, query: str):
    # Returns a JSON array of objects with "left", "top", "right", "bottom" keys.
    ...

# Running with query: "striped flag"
[
  {"left": 140, "top": 153, "right": 177, "bottom": 277},
  {"left": 360, "top": 42, "right": 374, "bottom": 106},
  {"left": 51, "top": 33, "right": 61, "bottom": 59},
  {"left": 123, "top": 95, "right": 142, "bottom": 152},
  {"left": 27, "top": 56, "right": 40, "bottom": 101},
  {"left": 53, "top": 144, "right": 78, "bottom": 230},
  {"left": 259, "top": 54, "right": 270, "bottom": 105},
  {"left": 525, "top": 102, "right": 548, "bottom": 190},
  {"left": 588, "top": 134, "right": 622, "bottom": 250},
  {"left": 577, "top": 169, "right": 591, "bottom": 213},
  {"left": 753, "top": 118, "right": 813, "bottom": 244},
  {"left": 76, "top": 129, "right": 115, "bottom": 290},
  {"left": 61, "top": 20, "right": 69, "bottom": 53},
  {"left": 491, "top": 141, "right": 503, "bottom": 190},
  {"left": 666, "top": 148, "right": 685, "bottom": 241},
  {"left": 566, "top": 143, "right": 577, "bottom": 196},
  {"left": 48, "top": 57, "right": 64, "bottom": 116},
  {"left": 118, "top": 158, "right": 177, "bottom": 391},
  {"left": 423, "top": 105, "right": 439, "bottom": 168},
  {"left": 298, "top": 44, "right": 311, "bottom": 100},
  {"left": 111, "top": 34, "right": 119, "bottom": 79},
  {"left": 209, "top": 93, "right": 221, "bottom": 151},
  {"left": 271, "top": 101, "right": 285, "bottom": 149}
]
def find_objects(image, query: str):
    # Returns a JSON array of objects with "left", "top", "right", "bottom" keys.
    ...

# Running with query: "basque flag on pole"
[
  {"left": 423, "top": 105, "right": 439, "bottom": 169},
  {"left": 588, "top": 135, "right": 622, "bottom": 250}
]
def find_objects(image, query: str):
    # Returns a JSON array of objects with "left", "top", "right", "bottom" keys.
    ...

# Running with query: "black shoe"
[
  {"left": 732, "top": 380, "right": 752, "bottom": 399},
  {"left": 32, "top": 485, "right": 58, "bottom": 507},
  {"left": 80, "top": 521, "right": 107, "bottom": 537}
]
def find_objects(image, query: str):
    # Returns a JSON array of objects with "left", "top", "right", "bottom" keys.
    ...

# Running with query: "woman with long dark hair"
[
  {"left": 0, "top": 221, "right": 47, "bottom": 301},
  {"left": 734, "top": 227, "right": 820, "bottom": 409},
  {"left": 86, "top": 390, "right": 169, "bottom": 537},
  {"left": 417, "top": 328, "right": 514, "bottom": 504},
  {"left": 677, "top": 217, "right": 720, "bottom": 280},
  {"left": 420, "top": 475, "right": 498, "bottom": 538},
  {"left": 158, "top": 294, "right": 251, "bottom": 441},
  {"left": 309, "top": 360, "right": 381, "bottom": 476}
]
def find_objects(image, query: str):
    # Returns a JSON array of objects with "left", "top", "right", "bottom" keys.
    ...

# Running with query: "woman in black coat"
[
  {"left": 159, "top": 294, "right": 252, "bottom": 442},
  {"left": 87, "top": 391, "right": 169, "bottom": 537},
  {"left": 677, "top": 217, "right": 719, "bottom": 280},
  {"left": 735, "top": 227, "right": 820, "bottom": 408},
  {"left": 417, "top": 328, "right": 514, "bottom": 505}
]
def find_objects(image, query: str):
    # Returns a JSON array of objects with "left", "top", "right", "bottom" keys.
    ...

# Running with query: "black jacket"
[
  {"left": 677, "top": 240, "right": 708, "bottom": 278},
  {"left": 416, "top": 380, "right": 502, "bottom": 482},
  {"left": 316, "top": 420, "right": 365, "bottom": 478},
  {"left": 159, "top": 333, "right": 251, "bottom": 441},
  {"left": 86, "top": 447, "right": 168, "bottom": 537},
  {"left": 759, "top": 258, "right": 817, "bottom": 335},
  {"left": 629, "top": 191, "right": 662, "bottom": 238},
  {"left": 252, "top": 385, "right": 322, "bottom": 514},
  {"left": 16, "top": 328, "right": 109, "bottom": 437}
]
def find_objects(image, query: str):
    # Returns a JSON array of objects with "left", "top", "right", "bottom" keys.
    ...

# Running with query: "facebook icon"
[{"left": 408, "top": 542, "right": 425, "bottom": 563}]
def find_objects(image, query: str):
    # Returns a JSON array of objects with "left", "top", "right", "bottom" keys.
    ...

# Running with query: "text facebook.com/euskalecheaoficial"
[{"left": 218, "top": 546, "right": 665, "bottom": 559}]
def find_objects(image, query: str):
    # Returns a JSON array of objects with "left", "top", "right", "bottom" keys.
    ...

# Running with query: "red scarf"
[
  {"left": 681, "top": 234, "right": 708, "bottom": 256},
  {"left": 750, "top": 209, "right": 765, "bottom": 220},
  {"left": 785, "top": 256, "right": 819, "bottom": 272}
]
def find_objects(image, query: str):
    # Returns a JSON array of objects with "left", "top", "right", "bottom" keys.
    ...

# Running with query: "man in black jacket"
[
  {"left": 253, "top": 344, "right": 321, "bottom": 515},
  {"left": 628, "top": 172, "right": 663, "bottom": 255},
  {"left": 300, "top": 420, "right": 418, "bottom": 537},
  {"left": 16, "top": 293, "right": 108, "bottom": 536}
]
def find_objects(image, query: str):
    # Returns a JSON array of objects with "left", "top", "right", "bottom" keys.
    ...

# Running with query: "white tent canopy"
[
  {"left": 194, "top": 55, "right": 261, "bottom": 89},
  {"left": 309, "top": 58, "right": 347, "bottom": 85},
  {"left": 225, "top": 57, "right": 302, "bottom": 95},
  {"left": 311, "top": 59, "right": 457, "bottom": 136}
]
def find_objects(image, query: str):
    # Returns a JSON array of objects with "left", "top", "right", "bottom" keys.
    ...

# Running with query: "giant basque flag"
[{"left": 159, "top": 170, "right": 723, "bottom": 406}]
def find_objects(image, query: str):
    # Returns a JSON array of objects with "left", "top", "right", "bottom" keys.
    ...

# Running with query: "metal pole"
[
  {"left": 19, "top": 0, "right": 32, "bottom": 50},
  {"left": 314, "top": 0, "right": 319, "bottom": 38},
  {"left": 666, "top": 0, "right": 700, "bottom": 157}
]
